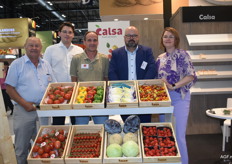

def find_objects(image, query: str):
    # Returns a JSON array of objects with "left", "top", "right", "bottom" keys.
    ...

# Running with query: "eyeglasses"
[
  {"left": 61, "top": 30, "right": 73, "bottom": 35},
  {"left": 163, "top": 35, "right": 175, "bottom": 39},
  {"left": 125, "top": 34, "right": 138, "bottom": 38}
]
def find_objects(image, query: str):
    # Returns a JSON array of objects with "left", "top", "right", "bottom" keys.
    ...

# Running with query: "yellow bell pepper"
[{"left": 78, "top": 86, "right": 87, "bottom": 92}]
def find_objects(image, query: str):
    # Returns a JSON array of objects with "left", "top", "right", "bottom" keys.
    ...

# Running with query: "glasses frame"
[
  {"left": 125, "top": 34, "right": 138, "bottom": 39},
  {"left": 163, "top": 35, "right": 175, "bottom": 39}
]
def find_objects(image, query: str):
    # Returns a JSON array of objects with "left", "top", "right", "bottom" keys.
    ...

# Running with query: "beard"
[{"left": 126, "top": 40, "right": 138, "bottom": 48}]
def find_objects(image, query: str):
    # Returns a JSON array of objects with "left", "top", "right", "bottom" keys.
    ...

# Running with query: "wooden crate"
[
  {"left": 40, "top": 82, "right": 77, "bottom": 110},
  {"left": 72, "top": 81, "right": 106, "bottom": 109},
  {"left": 103, "top": 130, "right": 142, "bottom": 164},
  {"left": 107, "top": 80, "right": 138, "bottom": 108},
  {"left": 136, "top": 79, "right": 171, "bottom": 107},
  {"left": 140, "top": 123, "right": 181, "bottom": 163},
  {"left": 64, "top": 125, "right": 104, "bottom": 164},
  {"left": 27, "top": 125, "right": 72, "bottom": 164}
]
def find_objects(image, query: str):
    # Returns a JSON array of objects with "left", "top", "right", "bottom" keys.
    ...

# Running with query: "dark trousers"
[
  {"left": 52, "top": 116, "right": 75, "bottom": 125},
  {"left": 121, "top": 114, "right": 152, "bottom": 123},
  {"left": 2, "top": 89, "right": 14, "bottom": 112}
]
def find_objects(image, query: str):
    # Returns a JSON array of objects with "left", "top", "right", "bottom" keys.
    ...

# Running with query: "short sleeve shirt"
[
  {"left": 70, "top": 52, "right": 109, "bottom": 82},
  {"left": 5, "top": 55, "right": 56, "bottom": 104}
]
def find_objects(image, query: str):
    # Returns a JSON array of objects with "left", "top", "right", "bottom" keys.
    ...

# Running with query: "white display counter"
[{"left": 37, "top": 106, "right": 174, "bottom": 122}]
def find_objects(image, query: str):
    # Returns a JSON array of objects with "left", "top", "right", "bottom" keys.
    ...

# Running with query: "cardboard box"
[
  {"left": 136, "top": 80, "right": 171, "bottom": 107},
  {"left": 140, "top": 123, "right": 181, "bottom": 163},
  {"left": 27, "top": 125, "right": 72, "bottom": 164},
  {"left": 64, "top": 125, "right": 104, "bottom": 164},
  {"left": 107, "top": 80, "right": 138, "bottom": 108},
  {"left": 40, "top": 82, "right": 77, "bottom": 110},
  {"left": 103, "top": 130, "right": 142, "bottom": 163},
  {"left": 72, "top": 81, "right": 106, "bottom": 109}
]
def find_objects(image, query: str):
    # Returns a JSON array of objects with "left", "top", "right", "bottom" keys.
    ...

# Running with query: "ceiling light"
[
  {"left": 47, "top": 1, "right": 53, "bottom": 5},
  {"left": 72, "top": 23, "right": 75, "bottom": 27},
  {"left": 62, "top": 14, "right": 66, "bottom": 18},
  {"left": 79, "top": 30, "right": 81, "bottom": 32},
  {"left": 0, "top": 6, "right": 3, "bottom": 8},
  {"left": 36, "top": 25, "right": 40, "bottom": 28},
  {"left": 144, "top": 18, "right": 149, "bottom": 20},
  {"left": 114, "top": 19, "right": 119, "bottom": 21}
]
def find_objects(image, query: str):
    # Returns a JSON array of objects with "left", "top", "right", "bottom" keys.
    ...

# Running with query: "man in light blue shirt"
[{"left": 5, "top": 37, "right": 56, "bottom": 164}]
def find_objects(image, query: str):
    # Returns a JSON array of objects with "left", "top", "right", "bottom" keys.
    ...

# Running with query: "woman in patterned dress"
[{"left": 156, "top": 27, "right": 197, "bottom": 164}]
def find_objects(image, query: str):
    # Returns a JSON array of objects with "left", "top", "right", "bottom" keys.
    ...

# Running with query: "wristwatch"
[{"left": 172, "top": 83, "right": 176, "bottom": 90}]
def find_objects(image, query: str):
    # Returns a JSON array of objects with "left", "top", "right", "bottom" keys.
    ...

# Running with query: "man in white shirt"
[{"left": 43, "top": 22, "right": 84, "bottom": 125}]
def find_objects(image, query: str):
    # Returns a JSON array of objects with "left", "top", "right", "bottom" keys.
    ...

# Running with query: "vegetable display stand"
[{"left": 36, "top": 106, "right": 180, "bottom": 164}]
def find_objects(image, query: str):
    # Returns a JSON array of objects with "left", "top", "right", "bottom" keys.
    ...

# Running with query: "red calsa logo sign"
[{"left": 96, "top": 27, "right": 122, "bottom": 36}]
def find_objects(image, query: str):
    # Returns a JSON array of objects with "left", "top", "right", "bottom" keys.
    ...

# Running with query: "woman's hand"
[{"left": 161, "top": 78, "right": 175, "bottom": 90}]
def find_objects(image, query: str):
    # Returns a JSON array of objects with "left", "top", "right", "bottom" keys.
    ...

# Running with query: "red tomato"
[
  {"left": 57, "top": 134, "right": 65, "bottom": 142},
  {"left": 60, "top": 91, "right": 65, "bottom": 97},
  {"left": 41, "top": 153, "right": 49, "bottom": 158},
  {"left": 58, "top": 129, "right": 64, "bottom": 135},
  {"left": 57, "top": 86, "right": 62, "bottom": 91},
  {"left": 87, "top": 90, "right": 96, "bottom": 95},
  {"left": 38, "top": 148, "right": 44, "bottom": 155},
  {"left": 43, "top": 145, "right": 51, "bottom": 153},
  {"left": 58, "top": 97, "right": 64, "bottom": 103},
  {"left": 87, "top": 86, "right": 96, "bottom": 91},
  {"left": 54, "top": 90, "right": 61, "bottom": 95},
  {"left": 54, "top": 141, "right": 61, "bottom": 149},
  {"left": 48, "top": 142, "right": 54, "bottom": 150},
  {"left": 36, "top": 137, "right": 44, "bottom": 144},
  {"left": 47, "top": 99, "right": 53, "bottom": 104},
  {"left": 50, "top": 138, "right": 57, "bottom": 142},
  {"left": 43, "top": 134, "right": 49, "bottom": 139},
  {"left": 49, "top": 150, "right": 56, "bottom": 156},
  {"left": 53, "top": 100, "right": 61, "bottom": 104},
  {"left": 86, "top": 94, "right": 94, "bottom": 100},
  {"left": 67, "top": 90, "right": 73, "bottom": 95},
  {"left": 64, "top": 93, "right": 71, "bottom": 100},
  {"left": 84, "top": 99, "right": 92, "bottom": 103},
  {"left": 49, "top": 94, "right": 55, "bottom": 100},
  {"left": 32, "top": 145, "right": 40, "bottom": 152}
]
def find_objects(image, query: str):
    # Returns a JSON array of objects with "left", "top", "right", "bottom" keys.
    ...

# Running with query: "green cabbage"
[
  {"left": 122, "top": 140, "right": 139, "bottom": 157},
  {"left": 106, "top": 143, "right": 123, "bottom": 157}
]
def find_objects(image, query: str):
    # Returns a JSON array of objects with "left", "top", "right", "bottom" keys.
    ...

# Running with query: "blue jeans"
[{"left": 75, "top": 116, "right": 109, "bottom": 125}]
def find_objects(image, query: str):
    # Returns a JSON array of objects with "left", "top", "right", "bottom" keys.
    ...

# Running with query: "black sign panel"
[{"left": 182, "top": 6, "right": 232, "bottom": 22}]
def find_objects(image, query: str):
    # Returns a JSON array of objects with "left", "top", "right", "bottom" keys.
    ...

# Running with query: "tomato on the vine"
[
  {"left": 64, "top": 93, "right": 71, "bottom": 100},
  {"left": 47, "top": 99, "right": 53, "bottom": 104},
  {"left": 32, "top": 145, "right": 40, "bottom": 152},
  {"left": 54, "top": 140, "right": 61, "bottom": 149},
  {"left": 53, "top": 99, "right": 61, "bottom": 104}
]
